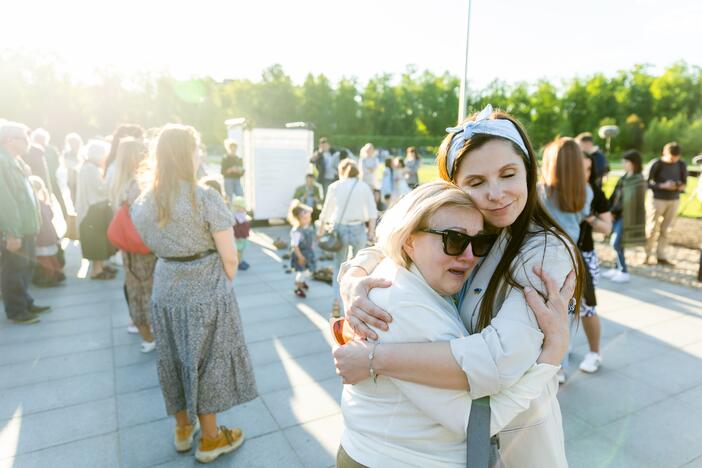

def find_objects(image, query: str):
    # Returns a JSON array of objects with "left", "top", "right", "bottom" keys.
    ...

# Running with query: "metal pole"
[{"left": 457, "top": 0, "right": 472, "bottom": 123}]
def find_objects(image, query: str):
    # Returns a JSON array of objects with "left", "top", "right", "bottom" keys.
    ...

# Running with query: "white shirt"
[
  {"left": 319, "top": 178, "right": 377, "bottom": 225},
  {"left": 341, "top": 259, "right": 559, "bottom": 468}
]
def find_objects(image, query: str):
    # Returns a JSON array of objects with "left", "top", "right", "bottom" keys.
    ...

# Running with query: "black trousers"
[{"left": 1, "top": 236, "right": 36, "bottom": 319}]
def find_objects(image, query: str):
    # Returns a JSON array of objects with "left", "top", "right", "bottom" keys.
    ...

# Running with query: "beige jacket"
[{"left": 342, "top": 227, "right": 572, "bottom": 468}]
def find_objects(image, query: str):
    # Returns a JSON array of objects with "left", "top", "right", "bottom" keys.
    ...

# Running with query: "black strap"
[
  {"left": 161, "top": 249, "right": 217, "bottom": 262},
  {"left": 467, "top": 396, "right": 500, "bottom": 467}
]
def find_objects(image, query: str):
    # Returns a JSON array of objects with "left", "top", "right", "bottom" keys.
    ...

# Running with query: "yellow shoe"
[
  {"left": 195, "top": 426, "right": 245, "bottom": 463},
  {"left": 174, "top": 420, "right": 200, "bottom": 452}
]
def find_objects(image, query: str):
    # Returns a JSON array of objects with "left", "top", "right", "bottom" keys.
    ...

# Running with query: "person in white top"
[
  {"left": 338, "top": 181, "right": 571, "bottom": 468},
  {"left": 335, "top": 105, "right": 584, "bottom": 467},
  {"left": 318, "top": 159, "right": 377, "bottom": 318},
  {"left": 358, "top": 142, "right": 379, "bottom": 189}
]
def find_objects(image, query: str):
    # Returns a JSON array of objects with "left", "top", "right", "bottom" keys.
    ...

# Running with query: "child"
[
  {"left": 231, "top": 196, "right": 251, "bottom": 271},
  {"left": 29, "top": 176, "right": 65, "bottom": 287},
  {"left": 287, "top": 201, "right": 316, "bottom": 298}
]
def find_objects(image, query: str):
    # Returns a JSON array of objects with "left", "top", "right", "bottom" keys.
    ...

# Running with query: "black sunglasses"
[{"left": 421, "top": 229, "right": 498, "bottom": 257}]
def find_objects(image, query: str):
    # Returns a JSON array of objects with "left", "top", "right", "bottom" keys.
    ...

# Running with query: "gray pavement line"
[
  {"left": 0, "top": 431, "right": 121, "bottom": 463},
  {"left": 0, "top": 325, "right": 113, "bottom": 346},
  {"left": 680, "top": 453, "right": 702, "bottom": 467},
  {"left": 109, "top": 317, "right": 125, "bottom": 468},
  {"left": 0, "top": 342, "right": 115, "bottom": 368},
  {"left": 0, "top": 395, "right": 117, "bottom": 426}
]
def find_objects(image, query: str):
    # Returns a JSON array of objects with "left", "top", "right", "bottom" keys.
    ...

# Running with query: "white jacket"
[{"left": 341, "top": 259, "right": 560, "bottom": 468}]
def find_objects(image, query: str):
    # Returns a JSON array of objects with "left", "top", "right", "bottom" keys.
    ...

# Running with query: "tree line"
[{"left": 2, "top": 51, "right": 701, "bottom": 159}]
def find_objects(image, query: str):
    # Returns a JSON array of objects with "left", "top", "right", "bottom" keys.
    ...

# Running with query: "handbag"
[
  {"left": 319, "top": 180, "right": 358, "bottom": 252},
  {"left": 107, "top": 203, "right": 151, "bottom": 254}
]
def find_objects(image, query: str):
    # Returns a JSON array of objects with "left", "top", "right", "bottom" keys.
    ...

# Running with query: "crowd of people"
[{"left": 0, "top": 107, "right": 698, "bottom": 466}]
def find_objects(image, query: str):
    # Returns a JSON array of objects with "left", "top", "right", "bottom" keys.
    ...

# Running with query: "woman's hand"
[
  {"left": 340, "top": 268, "right": 392, "bottom": 341},
  {"left": 523, "top": 267, "right": 576, "bottom": 366},
  {"left": 333, "top": 340, "right": 373, "bottom": 384}
]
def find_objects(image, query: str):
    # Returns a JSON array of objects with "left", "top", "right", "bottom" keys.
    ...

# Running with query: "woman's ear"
[{"left": 403, "top": 234, "right": 416, "bottom": 259}]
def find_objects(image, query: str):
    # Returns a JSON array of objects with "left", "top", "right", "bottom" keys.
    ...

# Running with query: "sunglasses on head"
[{"left": 420, "top": 229, "right": 498, "bottom": 257}]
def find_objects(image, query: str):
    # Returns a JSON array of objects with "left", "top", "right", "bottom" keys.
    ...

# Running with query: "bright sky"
[{"left": 2, "top": 0, "right": 701, "bottom": 89}]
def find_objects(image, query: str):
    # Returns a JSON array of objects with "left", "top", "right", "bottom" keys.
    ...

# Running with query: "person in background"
[
  {"left": 104, "top": 124, "right": 145, "bottom": 184},
  {"left": 540, "top": 136, "right": 592, "bottom": 382},
  {"left": 603, "top": 150, "right": 647, "bottom": 282},
  {"left": 359, "top": 142, "right": 379, "bottom": 189},
  {"left": 23, "top": 128, "right": 52, "bottom": 192},
  {"left": 391, "top": 157, "right": 411, "bottom": 205},
  {"left": 293, "top": 173, "right": 324, "bottom": 221},
  {"left": 576, "top": 154, "right": 612, "bottom": 374},
  {"left": 220, "top": 140, "right": 244, "bottom": 198},
  {"left": 109, "top": 137, "right": 157, "bottom": 353},
  {"left": 76, "top": 139, "right": 115, "bottom": 280},
  {"left": 0, "top": 121, "right": 50, "bottom": 324},
  {"left": 61, "top": 132, "right": 84, "bottom": 206},
  {"left": 310, "top": 137, "right": 339, "bottom": 197},
  {"left": 29, "top": 176, "right": 65, "bottom": 288},
  {"left": 379, "top": 158, "right": 393, "bottom": 206},
  {"left": 232, "top": 196, "right": 251, "bottom": 271},
  {"left": 373, "top": 189, "right": 386, "bottom": 214},
  {"left": 318, "top": 159, "right": 377, "bottom": 318},
  {"left": 29, "top": 128, "right": 68, "bottom": 218},
  {"left": 404, "top": 146, "right": 422, "bottom": 189},
  {"left": 132, "top": 124, "right": 257, "bottom": 463},
  {"left": 576, "top": 132, "right": 609, "bottom": 188},
  {"left": 645, "top": 141, "right": 687, "bottom": 266},
  {"left": 288, "top": 201, "right": 316, "bottom": 298}
]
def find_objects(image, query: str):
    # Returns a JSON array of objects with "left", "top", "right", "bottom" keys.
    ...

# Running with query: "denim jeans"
[
  {"left": 224, "top": 178, "right": 243, "bottom": 198},
  {"left": 610, "top": 218, "right": 627, "bottom": 273},
  {"left": 1, "top": 236, "right": 36, "bottom": 319},
  {"left": 332, "top": 224, "right": 368, "bottom": 301}
]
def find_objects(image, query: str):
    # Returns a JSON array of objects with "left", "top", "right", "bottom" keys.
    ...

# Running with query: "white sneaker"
[
  {"left": 141, "top": 341, "right": 156, "bottom": 353},
  {"left": 557, "top": 368, "right": 566, "bottom": 384},
  {"left": 579, "top": 352, "right": 602, "bottom": 373},
  {"left": 610, "top": 271, "right": 630, "bottom": 283},
  {"left": 127, "top": 324, "right": 139, "bottom": 334},
  {"left": 601, "top": 268, "right": 618, "bottom": 279}
]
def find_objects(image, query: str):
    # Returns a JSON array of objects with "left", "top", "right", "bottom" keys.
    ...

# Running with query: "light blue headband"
[{"left": 445, "top": 104, "right": 529, "bottom": 178}]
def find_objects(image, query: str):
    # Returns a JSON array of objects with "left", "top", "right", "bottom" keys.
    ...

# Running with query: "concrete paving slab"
[
  {"left": 261, "top": 378, "right": 342, "bottom": 429},
  {"left": 247, "top": 330, "right": 331, "bottom": 367},
  {"left": 3, "top": 433, "right": 120, "bottom": 468},
  {"left": 0, "top": 329, "right": 112, "bottom": 366},
  {"left": 283, "top": 413, "right": 343, "bottom": 468},
  {"left": 114, "top": 361, "right": 159, "bottom": 395}
]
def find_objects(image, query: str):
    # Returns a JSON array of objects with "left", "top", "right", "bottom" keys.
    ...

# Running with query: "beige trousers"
[{"left": 645, "top": 198, "right": 679, "bottom": 260}]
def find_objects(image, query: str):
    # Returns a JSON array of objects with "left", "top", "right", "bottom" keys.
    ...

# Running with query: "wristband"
[{"left": 368, "top": 342, "right": 379, "bottom": 383}]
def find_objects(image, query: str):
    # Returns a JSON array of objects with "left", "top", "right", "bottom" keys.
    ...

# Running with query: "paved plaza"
[{"left": 1, "top": 226, "right": 702, "bottom": 468}]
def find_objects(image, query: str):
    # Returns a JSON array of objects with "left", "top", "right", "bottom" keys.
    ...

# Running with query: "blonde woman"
[
  {"left": 358, "top": 142, "right": 379, "bottom": 189},
  {"left": 338, "top": 181, "right": 571, "bottom": 467},
  {"left": 109, "top": 137, "right": 157, "bottom": 353},
  {"left": 132, "top": 125, "right": 257, "bottom": 463}
]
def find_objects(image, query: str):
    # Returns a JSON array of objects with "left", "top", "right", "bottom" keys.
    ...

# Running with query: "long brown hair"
[
  {"left": 152, "top": 124, "right": 199, "bottom": 227},
  {"left": 542, "top": 137, "right": 586, "bottom": 213},
  {"left": 437, "top": 109, "right": 584, "bottom": 331},
  {"left": 109, "top": 137, "right": 147, "bottom": 208}
]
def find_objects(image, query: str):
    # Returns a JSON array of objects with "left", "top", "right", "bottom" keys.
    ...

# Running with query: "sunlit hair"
[
  {"left": 63, "top": 133, "right": 83, "bottom": 153},
  {"left": 109, "top": 137, "right": 148, "bottom": 208},
  {"left": 359, "top": 143, "right": 375, "bottom": 159},
  {"left": 287, "top": 199, "right": 312, "bottom": 227},
  {"left": 151, "top": 124, "right": 200, "bottom": 227},
  {"left": 104, "top": 124, "right": 144, "bottom": 174},
  {"left": 30, "top": 128, "right": 50, "bottom": 146},
  {"left": 375, "top": 181, "right": 476, "bottom": 269},
  {"left": 338, "top": 159, "right": 359, "bottom": 179},
  {"left": 542, "top": 137, "right": 586, "bottom": 213},
  {"left": 435, "top": 108, "right": 584, "bottom": 331},
  {"left": 28, "top": 175, "right": 51, "bottom": 204}
]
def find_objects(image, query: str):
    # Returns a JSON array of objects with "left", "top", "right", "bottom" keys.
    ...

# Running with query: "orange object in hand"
[{"left": 330, "top": 317, "right": 356, "bottom": 345}]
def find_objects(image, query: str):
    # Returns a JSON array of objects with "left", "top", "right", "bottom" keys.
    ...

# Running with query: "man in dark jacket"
[
  {"left": 0, "top": 122, "right": 50, "bottom": 324},
  {"left": 310, "top": 137, "right": 339, "bottom": 198},
  {"left": 577, "top": 132, "right": 610, "bottom": 188}
]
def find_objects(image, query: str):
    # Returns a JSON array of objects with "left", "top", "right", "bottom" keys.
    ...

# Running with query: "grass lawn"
[{"left": 417, "top": 162, "right": 702, "bottom": 219}]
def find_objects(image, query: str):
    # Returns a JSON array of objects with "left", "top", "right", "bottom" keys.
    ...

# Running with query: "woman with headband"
[{"left": 335, "top": 105, "right": 583, "bottom": 467}]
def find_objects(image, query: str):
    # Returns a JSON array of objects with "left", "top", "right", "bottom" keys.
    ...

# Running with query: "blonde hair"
[
  {"left": 151, "top": 124, "right": 200, "bottom": 227},
  {"left": 541, "top": 137, "right": 586, "bottom": 213},
  {"left": 376, "top": 180, "right": 477, "bottom": 268},
  {"left": 109, "top": 137, "right": 148, "bottom": 208},
  {"left": 338, "top": 159, "right": 359, "bottom": 179},
  {"left": 287, "top": 199, "right": 312, "bottom": 227},
  {"left": 28, "top": 175, "right": 51, "bottom": 204}
]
